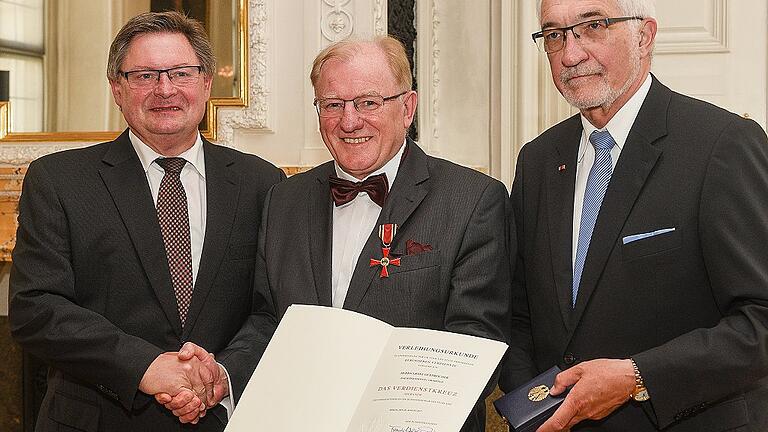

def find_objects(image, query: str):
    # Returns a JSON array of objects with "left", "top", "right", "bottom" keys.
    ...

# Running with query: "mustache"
[{"left": 559, "top": 64, "right": 604, "bottom": 84}]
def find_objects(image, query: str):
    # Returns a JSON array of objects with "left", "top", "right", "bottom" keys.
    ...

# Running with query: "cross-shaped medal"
[{"left": 370, "top": 223, "right": 400, "bottom": 278}]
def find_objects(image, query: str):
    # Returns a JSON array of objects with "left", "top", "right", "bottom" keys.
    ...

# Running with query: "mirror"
[{"left": 0, "top": 0, "right": 247, "bottom": 142}]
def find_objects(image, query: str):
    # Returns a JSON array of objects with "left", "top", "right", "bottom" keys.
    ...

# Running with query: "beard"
[{"left": 558, "top": 42, "right": 642, "bottom": 110}]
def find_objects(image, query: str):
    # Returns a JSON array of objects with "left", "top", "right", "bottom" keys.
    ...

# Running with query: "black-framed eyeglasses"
[
  {"left": 119, "top": 66, "right": 204, "bottom": 89},
  {"left": 532, "top": 16, "right": 643, "bottom": 53},
  {"left": 313, "top": 91, "right": 408, "bottom": 118}
]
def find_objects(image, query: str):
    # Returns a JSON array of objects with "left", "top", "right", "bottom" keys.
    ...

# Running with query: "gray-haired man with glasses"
[
  {"left": 10, "top": 11, "right": 284, "bottom": 432},
  {"left": 500, "top": 0, "right": 768, "bottom": 431}
]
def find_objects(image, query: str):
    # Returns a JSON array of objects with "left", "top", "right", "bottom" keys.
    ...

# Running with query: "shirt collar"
[
  {"left": 129, "top": 129, "right": 206, "bottom": 179},
  {"left": 579, "top": 73, "right": 653, "bottom": 155},
  {"left": 333, "top": 139, "right": 406, "bottom": 192}
]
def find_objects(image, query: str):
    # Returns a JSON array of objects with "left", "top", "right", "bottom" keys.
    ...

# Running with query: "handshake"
[{"left": 138, "top": 342, "right": 229, "bottom": 424}]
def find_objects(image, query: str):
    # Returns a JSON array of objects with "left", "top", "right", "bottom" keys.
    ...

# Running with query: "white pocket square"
[{"left": 622, "top": 228, "right": 676, "bottom": 245}]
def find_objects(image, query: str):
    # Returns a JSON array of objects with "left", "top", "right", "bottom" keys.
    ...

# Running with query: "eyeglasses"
[
  {"left": 313, "top": 91, "right": 408, "bottom": 118},
  {"left": 532, "top": 16, "right": 643, "bottom": 53},
  {"left": 119, "top": 66, "right": 204, "bottom": 89}
]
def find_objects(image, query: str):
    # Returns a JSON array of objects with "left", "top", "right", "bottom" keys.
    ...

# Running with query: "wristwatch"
[{"left": 630, "top": 358, "right": 650, "bottom": 402}]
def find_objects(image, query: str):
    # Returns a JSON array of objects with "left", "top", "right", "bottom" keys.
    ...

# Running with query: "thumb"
[
  {"left": 549, "top": 369, "right": 578, "bottom": 396},
  {"left": 178, "top": 341, "right": 199, "bottom": 360},
  {"left": 155, "top": 393, "right": 172, "bottom": 404}
]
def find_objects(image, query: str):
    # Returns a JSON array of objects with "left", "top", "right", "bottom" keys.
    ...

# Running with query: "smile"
[
  {"left": 150, "top": 107, "right": 182, "bottom": 111},
  {"left": 342, "top": 137, "right": 371, "bottom": 144}
]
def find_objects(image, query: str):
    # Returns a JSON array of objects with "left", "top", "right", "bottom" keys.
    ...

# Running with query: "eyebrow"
[
  {"left": 317, "top": 91, "right": 383, "bottom": 99},
  {"left": 124, "top": 63, "right": 195, "bottom": 71},
  {"left": 541, "top": 10, "right": 607, "bottom": 29}
]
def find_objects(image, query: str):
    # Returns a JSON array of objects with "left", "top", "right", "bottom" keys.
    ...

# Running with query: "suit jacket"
[
  {"left": 499, "top": 76, "right": 768, "bottom": 431},
  {"left": 247, "top": 140, "right": 511, "bottom": 432},
  {"left": 9, "top": 130, "right": 285, "bottom": 432}
]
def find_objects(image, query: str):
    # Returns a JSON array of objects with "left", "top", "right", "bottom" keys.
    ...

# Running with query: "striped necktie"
[{"left": 572, "top": 130, "right": 615, "bottom": 307}]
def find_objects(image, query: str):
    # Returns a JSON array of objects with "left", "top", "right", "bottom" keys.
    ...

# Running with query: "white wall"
[{"left": 1, "top": 1, "right": 767, "bottom": 313}]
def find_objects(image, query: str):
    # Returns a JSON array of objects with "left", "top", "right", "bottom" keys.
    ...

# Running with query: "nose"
[
  {"left": 339, "top": 100, "right": 363, "bottom": 132},
  {"left": 152, "top": 72, "right": 177, "bottom": 97},
  {"left": 559, "top": 30, "right": 589, "bottom": 67}
]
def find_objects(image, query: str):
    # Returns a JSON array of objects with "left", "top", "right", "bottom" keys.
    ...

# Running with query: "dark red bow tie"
[{"left": 329, "top": 173, "right": 389, "bottom": 207}]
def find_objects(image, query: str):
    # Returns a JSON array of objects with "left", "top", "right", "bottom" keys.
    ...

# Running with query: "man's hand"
[
  {"left": 536, "top": 359, "right": 636, "bottom": 432},
  {"left": 172, "top": 342, "right": 230, "bottom": 405},
  {"left": 139, "top": 344, "right": 220, "bottom": 423},
  {"left": 139, "top": 350, "right": 215, "bottom": 402},
  {"left": 155, "top": 389, "right": 207, "bottom": 424},
  {"left": 155, "top": 342, "right": 229, "bottom": 422}
]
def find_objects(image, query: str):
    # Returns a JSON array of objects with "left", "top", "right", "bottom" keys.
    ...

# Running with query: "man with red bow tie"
[{"left": 219, "top": 36, "right": 511, "bottom": 431}]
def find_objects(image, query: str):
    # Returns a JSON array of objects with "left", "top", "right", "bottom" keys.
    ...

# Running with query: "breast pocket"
[
  {"left": 389, "top": 249, "right": 441, "bottom": 275},
  {"left": 621, "top": 227, "right": 681, "bottom": 261},
  {"left": 370, "top": 250, "right": 443, "bottom": 326}
]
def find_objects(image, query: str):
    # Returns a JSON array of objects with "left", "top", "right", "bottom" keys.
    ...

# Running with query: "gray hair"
[
  {"left": 107, "top": 11, "right": 215, "bottom": 81},
  {"left": 536, "top": 0, "right": 656, "bottom": 21}
]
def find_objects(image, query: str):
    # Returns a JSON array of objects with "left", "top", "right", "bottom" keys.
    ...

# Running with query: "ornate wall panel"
[
  {"left": 217, "top": 0, "right": 273, "bottom": 147},
  {"left": 655, "top": 0, "right": 728, "bottom": 54},
  {"left": 321, "top": 0, "right": 355, "bottom": 42},
  {"left": 652, "top": 0, "right": 766, "bottom": 127}
]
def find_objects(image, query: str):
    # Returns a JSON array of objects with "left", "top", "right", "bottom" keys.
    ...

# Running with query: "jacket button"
[{"left": 563, "top": 353, "right": 577, "bottom": 365}]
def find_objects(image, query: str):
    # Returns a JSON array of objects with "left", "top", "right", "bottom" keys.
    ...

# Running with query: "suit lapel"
[
  {"left": 570, "top": 77, "right": 670, "bottom": 329},
  {"left": 343, "top": 140, "right": 430, "bottom": 310},
  {"left": 99, "top": 130, "right": 183, "bottom": 336},
  {"left": 545, "top": 116, "right": 582, "bottom": 331},
  {"left": 182, "top": 141, "right": 240, "bottom": 336},
  {"left": 309, "top": 162, "right": 335, "bottom": 307}
]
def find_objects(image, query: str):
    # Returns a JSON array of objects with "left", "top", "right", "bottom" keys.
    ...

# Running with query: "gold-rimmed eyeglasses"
[
  {"left": 314, "top": 91, "right": 408, "bottom": 118},
  {"left": 119, "top": 66, "right": 204, "bottom": 89},
  {"left": 532, "top": 16, "right": 643, "bottom": 53}
]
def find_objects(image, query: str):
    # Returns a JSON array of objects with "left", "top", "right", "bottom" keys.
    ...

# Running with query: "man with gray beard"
[{"left": 499, "top": 0, "right": 768, "bottom": 431}]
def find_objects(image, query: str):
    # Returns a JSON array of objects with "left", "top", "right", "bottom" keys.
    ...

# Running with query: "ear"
[
  {"left": 203, "top": 74, "right": 213, "bottom": 100},
  {"left": 109, "top": 79, "right": 124, "bottom": 111},
  {"left": 638, "top": 18, "right": 657, "bottom": 58},
  {"left": 402, "top": 90, "right": 418, "bottom": 129}
]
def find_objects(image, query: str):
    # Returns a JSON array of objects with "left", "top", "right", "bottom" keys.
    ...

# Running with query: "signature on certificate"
[{"left": 390, "top": 427, "right": 435, "bottom": 432}]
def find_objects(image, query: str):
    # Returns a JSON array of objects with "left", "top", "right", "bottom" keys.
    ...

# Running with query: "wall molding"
[
  {"left": 0, "top": 143, "right": 84, "bottom": 165},
  {"left": 655, "top": 0, "right": 728, "bottom": 54},
  {"left": 373, "top": 0, "right": 386, "bottom": 35},
  {"left": 416, "top": 0, "right": 440, "bottom": 154},
  {"left": 217, "top": 0, "right": 273, "bottom": 147}
]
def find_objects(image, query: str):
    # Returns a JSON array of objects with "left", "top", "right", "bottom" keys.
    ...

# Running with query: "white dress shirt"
[
  {"left": 572, "top": 73, "right": 653, "bottom": 267},
  {"left": 331, "top": 142, "right": 406, "bottom": 308},
  {"left": 130, "top": 131, "right": 234, "bottom": 417}
]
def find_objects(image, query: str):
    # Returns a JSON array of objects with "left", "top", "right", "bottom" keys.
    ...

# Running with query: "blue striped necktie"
[{"left": 572, "top": 130, "right": 615, "bottom": 307}]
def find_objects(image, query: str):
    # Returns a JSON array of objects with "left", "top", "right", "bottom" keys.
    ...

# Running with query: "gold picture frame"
[{"left": 0, "top": 0, "right": 248, "bottom": 143}]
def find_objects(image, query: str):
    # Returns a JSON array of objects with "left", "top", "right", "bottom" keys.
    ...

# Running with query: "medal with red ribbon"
[{"left": 370, "top": 223, "right": 400, "bottom": 278}]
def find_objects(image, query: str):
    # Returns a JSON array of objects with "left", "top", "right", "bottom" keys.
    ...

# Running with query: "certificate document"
[{"left": 225, "top": 305, "right": 507, "bottom": 432}]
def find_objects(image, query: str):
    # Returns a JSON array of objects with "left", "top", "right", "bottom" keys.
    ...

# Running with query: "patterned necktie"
[
  {"left": 572, "top": 130, "right": 616, "bottom": 307},
  {"left": 155, "top": 157, "right": 194, "bottom": 326},
  {"left": 328, "top": 173, "right": 389, "bottom": 207}
]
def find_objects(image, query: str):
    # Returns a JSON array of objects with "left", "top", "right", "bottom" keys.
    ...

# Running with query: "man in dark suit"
[
  {"left": 9, "top": 11, "right": 284, "bottom": 431},
  {"left": 500, "top": 0, "right": 768, "bottom": 431},
  {"left": 229, "top": 36, "right": 509, "bottom": 431}
]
